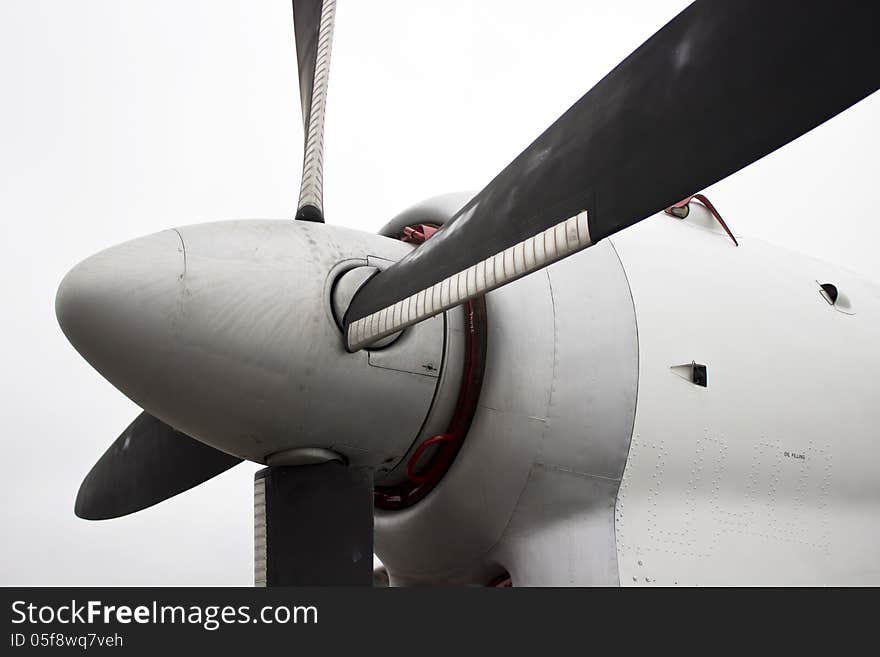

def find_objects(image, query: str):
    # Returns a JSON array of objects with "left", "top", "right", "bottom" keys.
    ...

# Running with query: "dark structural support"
[{"left": 254, "top": 463, "right": 374, "bottom": 587}]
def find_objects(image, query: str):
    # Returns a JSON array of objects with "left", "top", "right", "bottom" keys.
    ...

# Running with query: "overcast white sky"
[{"left": 1, "top": 0, "right": 878, "bottom": 585}]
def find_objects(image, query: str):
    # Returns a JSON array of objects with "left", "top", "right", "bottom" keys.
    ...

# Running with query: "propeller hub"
[{"left": 57, "top": 220, "right": 446, "bottom": 471}]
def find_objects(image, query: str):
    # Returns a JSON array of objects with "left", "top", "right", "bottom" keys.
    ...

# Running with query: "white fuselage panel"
[{"left": 612, "top": 210, "right": 880, "bottom": 585}]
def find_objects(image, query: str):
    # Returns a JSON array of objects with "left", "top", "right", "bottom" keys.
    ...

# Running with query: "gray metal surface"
[
  {"left": 56, "top": 220, "right": 444, "bottom": 471},
  {"left": 378, "top": 192, "right": 474, "bottom": 239},
  {"left": 531, "top": 241, "right": 638, "bottom": 481},
  {"left": 374, "top": 304, "right": 464, "bottom": 488},
  {"left": 375, "top": 268, "right": 556, "bottom": 584},
  {"left": 375, "top": 241, "right": 639, "bottom": 585},
  {"left": 265, "top": 446, "right": 344, "bottom": 467},
  {"left": 372, "top": 194, "right": 473, "bottom": 488},
  {"left": 363, "top": 257, "right": 443, "bottom": 377},
  {"left": 486, "top": 241, "right": 638, "bottom": 585},
  {"left": 490, "top": 464, "right": 621, "bottom": 586}
]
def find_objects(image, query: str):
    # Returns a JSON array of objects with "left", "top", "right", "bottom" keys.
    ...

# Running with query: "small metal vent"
[
  {"left": 670, "top": 361, "right": 708, "bottom": 387},
  {"left": 817, "top": 281, "right": 855, "bottom": 315}
]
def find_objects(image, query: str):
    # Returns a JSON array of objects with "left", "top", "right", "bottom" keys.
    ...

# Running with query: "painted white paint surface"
[{"left": 613, "top": 207, "right": 880, "bottom": 585}]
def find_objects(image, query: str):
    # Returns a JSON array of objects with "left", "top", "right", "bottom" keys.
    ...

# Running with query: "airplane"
[{"left": 55, "top": 0, "right": 880, "bottom": 586}]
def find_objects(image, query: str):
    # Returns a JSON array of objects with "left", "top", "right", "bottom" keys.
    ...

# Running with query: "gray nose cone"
[
  {"left": 55, "top": 220, "right": 443, "bottom": 469},
  {"left": 56, "top": 229, "right": 186, "bottom": 410}
]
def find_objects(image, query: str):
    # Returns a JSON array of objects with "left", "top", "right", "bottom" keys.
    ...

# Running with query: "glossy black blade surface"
[
  {"left": 345, "top": 0, "right": 880, "bottom": 333},
  {"left": 75, "top": 412, "right": 242, "bottom": 520},
  {"left": 292, "top": 0, "right": 322, "bottom": 132}
]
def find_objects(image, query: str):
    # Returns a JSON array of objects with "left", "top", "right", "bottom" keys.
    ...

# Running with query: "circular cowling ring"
[{"left": 374, "top": 297, "right": 486, "bottom": 510}]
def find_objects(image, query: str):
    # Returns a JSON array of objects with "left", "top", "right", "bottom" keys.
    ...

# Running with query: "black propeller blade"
[
  {"left": 255, "top": 464, "right": 374, "bottom": 586},
  {"left": 75, "top": 412, "right": 242, "bottom": 520},
  {"left": 344, "top": 0, "right": 880, "bottom": 350},
  {"left": 292, "top": 0, "right": 337, "bottom": 222}
]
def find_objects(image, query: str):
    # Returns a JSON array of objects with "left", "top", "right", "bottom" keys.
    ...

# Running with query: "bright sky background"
[{"left": 1, "top": 0, "right": 878, "bottom": 585}]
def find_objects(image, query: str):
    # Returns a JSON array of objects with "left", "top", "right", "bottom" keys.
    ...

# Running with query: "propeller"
[
  {"left": 69, "top": 2, "right": 372, "bottom": 586},
  {"left": 62, "top": 0, "right": 880, "bottom": 586},
  {"left": 292, "top": 0, "right": 337, "bottom": 222},
  {"left": 255, "top": 464, "right": 374, "bottom": 587},
  {"left": 75, "top": 412, "right": 242, "bottom": 520},
  {"left": 343, "top": 0, "right": 880, "bottom": 350}
]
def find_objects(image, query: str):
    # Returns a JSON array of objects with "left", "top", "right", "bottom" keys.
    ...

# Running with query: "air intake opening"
[
  {"left": 819, "top": 283, "right": 838, "bottom": 305},
  {"left": 817, "top": 281, "right": 855, "bottom": 315}
]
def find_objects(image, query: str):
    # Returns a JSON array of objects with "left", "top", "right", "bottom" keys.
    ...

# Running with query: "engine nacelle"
[{"left": 375, "top": 203, "right": 880, "bottom": 586}]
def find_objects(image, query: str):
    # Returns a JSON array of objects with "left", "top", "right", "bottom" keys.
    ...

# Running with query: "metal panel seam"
[
  {"left": 607, "top": 237, "right": 640, "bottom": 588},
  {"left": 479, "top": 268, "right": 559, "bottom": 573}
]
